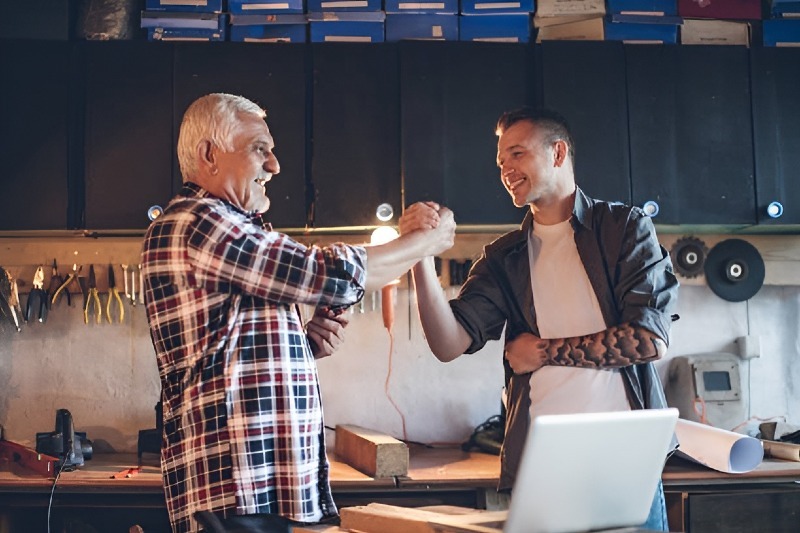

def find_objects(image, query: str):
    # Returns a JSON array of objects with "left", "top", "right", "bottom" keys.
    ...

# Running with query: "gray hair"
[{"left": 177, "top": 93, "right": 267, "bottom": 182}]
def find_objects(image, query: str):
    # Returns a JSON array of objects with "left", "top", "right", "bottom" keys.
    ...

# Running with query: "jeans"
[{"left": 641, "top": 481, "right": 669, "bottom": 532}]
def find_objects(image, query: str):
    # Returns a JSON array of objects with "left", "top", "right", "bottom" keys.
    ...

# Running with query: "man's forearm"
[
  {"left": 412, "top": 257, "right": 471, "bottom": 362},
  {"left": 545, "top": 323, "right": 666, "bottom": 368}
]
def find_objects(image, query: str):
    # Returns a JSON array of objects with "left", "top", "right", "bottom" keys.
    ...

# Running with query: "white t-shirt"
[{"left": 527, "top": 219, "right": 630, "bottom": 418}]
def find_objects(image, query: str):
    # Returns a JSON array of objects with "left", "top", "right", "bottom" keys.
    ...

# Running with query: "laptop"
[{"left": 429, "top": 408, "right": 679, "bottom": 533}]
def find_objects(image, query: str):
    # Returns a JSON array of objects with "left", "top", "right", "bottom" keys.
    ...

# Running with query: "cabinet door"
[
  {"left": 541, "top": 41, "right": 631, "bottom": 205},
  {"left": 626, "top": 45, "right": 755, "bottom": 225},
  {"left": 0, "top": 41, "right": 71, "bottom": 230},
  {"left": 174, "top": 43, "right": 307, "bottom": 229},
  {"left": 751, "top": 48, "right": 800, "bottom": 226},
  {"left": 401, "top": 42, "right": 530, "bottom": 226},
  {"left": 84, "top": 41, "right": 174, "bottom": 230},
  {"left": 311, "top": 43, "right": 401, "bottom": 228}
]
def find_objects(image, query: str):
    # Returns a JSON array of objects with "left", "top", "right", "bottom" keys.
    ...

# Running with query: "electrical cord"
[{"left": 47, "top": 458, "right": 68, "bottom": 533}]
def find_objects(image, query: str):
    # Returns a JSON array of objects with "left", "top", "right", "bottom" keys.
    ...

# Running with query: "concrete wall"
[{"left": 1, "top": 235, "right": 798, "bottom": 452}]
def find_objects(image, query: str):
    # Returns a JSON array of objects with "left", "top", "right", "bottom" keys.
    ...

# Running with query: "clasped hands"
[{"left": 398, "top": 201, "right": 457, "bottom": 256}]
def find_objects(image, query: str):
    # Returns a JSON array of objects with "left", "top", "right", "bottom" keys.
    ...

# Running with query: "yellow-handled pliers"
[
  {"left": 106, "top": 264, "right": 124, "bottom": 324},
  {"left": 84, "top": 265, "right": 102, "bottom": 325}
]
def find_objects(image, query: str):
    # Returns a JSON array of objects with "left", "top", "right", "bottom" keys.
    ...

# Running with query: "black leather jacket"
[{"left": 450, "top": 187, "right": 680, "bottom": 491}]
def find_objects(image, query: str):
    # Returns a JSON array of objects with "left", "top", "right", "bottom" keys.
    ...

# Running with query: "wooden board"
[{"left": 335, "top": 424, "right": 408, "bottom": 478}]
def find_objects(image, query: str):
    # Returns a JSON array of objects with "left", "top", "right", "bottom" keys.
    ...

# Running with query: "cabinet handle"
[
  {"left": 376, "top": 203, "right": 395, "bottom": 222},
  {"left": 147, "top": 205, "right": 163, "bottom": 221},
  {"left": 766, "top": 201, "right": 784, "bottom": 219},
  {"left": 642, "top": 200, "right": 660, "bottom": 218}
]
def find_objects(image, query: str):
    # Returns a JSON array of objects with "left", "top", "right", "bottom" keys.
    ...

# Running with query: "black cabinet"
[
  {"left": 540, "top": 41, "right": 631, "bottom": 205},
  {"left": 0, "top": 41, "right": 71, "bottom": 230},
  {"left": 751, "top": 47, "right": 800, "bottom": 226},
  {"left": 401, "top": 42, "right": 530, "bottom": 226},
  {"left": 174, "top": 43, "right": 308, "bottom": 229},
  {"left": 626, "top": 45, "right": 755, "bottom": 225},
  {"left": 83, "top": 42, "right": 174, "bottom": 230},
  {"left": 311, "top": 43, "right": 401, "bottom": 228}
]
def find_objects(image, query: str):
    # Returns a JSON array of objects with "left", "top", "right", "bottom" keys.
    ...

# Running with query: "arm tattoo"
[{"left": 544, "top": 323, "right": 665, "bottom": 369}]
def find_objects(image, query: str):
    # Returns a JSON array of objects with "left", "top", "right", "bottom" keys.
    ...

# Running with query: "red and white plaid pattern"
[{"left": 141, "top": 183, "right": 366, "bottom": 532}]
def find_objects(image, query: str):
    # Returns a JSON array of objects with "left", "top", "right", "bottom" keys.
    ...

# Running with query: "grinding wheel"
[{"left": 704, "top": 239, "right": 765, "bottom": 302}]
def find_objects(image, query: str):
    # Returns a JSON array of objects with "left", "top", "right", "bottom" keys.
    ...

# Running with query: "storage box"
[
  {"left": 145, "top": 0, "right": 224, "bottom": 13},
  {"left": 677, "top": 0, "right": 762, "bottom": 21},
  {"left": 535, "top": 14, "right": 603, "bottom": 40},
  {"left": 309, "top": 12, "right": 385, "bottom": 41},
  {"left": 536, "top": 0, "right": 605, "bottom": 18},
  {"left": 230, "top": 23, "right": 307, "bottom": 41},
  {"left": 607, "top": 0, "right": 676, "bottom": 15},
  {"left": 141, "top": 11, "right": 224, "bottom": 30},
  {"left": 604, "top": 18, "right": 678, "bottom": 42},
  {"left": 681, "top": 18, "right": 751, "bottom": 46},
  {"left": 385, "top": 0, "right": 458, "bottom": 14},
  {"left": 307, "top": 0, "right": 382, "bottom": 12},
  {"left": 460, "top": 0, "right": 535, "bottom": 15},
  {"left": 386, "top": 14, "right": 458, "bottom": 40},
  {"left": 763, "top": 19, "right": 800, "bottom": 46},
  {"left": 459, "top": 13, "right": 531, "bottom": 41},
  {"left": 771, "top": 0, "right": 800, "bottom": 17},
  {"left": 229, "top": 0, "right": 305, "bottom": 14},
  {"left": 230, "top": 14, "right": 308, "bottom": 41},
  {"left": 147, "top": 26, "right": 226, "bottom": 40}
]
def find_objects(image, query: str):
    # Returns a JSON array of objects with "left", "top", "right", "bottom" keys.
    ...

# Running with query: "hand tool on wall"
[
  {"left": 83, "top": 265, "right": 102, "bottom": 325},
  {"left": 106, "top": 264, "right": 124, "bottom": 324},
  {"left": 47, "top": 259, "right": 68, "bottom": 307},
  {"left": 121, "top": 263, "right": 130, "bottom": 299},
  {"left": 51, "top": 264, "right": 81, "bottom": 307},
  {"left": 138, "top": 264, "right": 144, "bottom": 305},
  {"left": 24, "top": 266, "right": 49, "bottom": 323},
  {"left": 130, "top": 265, "right": 136, "bottom": 307},
  {"left": 0, "top": 266, "right": 21, "bottom": 332}
]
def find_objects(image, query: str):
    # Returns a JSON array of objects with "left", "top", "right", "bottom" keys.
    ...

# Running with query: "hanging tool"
[
  {"left": 47, "top": 259, "right": 67, "bottom": 307},
  {"left": 121, "top": 264, "right": 130, "bottom": 299},
  {"left": 0, "top": 266, "right": 21, "bottom": 332},
  {"left": 51, "top": 264, "right": 81, "bottom": 307},
  {"left": 25, "top": 266, "right": 49, "bottom": 323},
  {"left": 138, "top": 264, "right": 144, "bottom": 305},
  {"left": 130, "top": 265, "right": 137, "bottom": 307},
  {"left": 106, "top": 264, "right": 124, "bottom": 324},
  {"left": 83, "top": 265, "right": 102, "bottom": 325}
]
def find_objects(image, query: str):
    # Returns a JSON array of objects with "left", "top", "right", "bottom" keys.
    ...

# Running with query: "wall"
[{"left": 0, "top": 234, "right": 798, "bottom": 452}]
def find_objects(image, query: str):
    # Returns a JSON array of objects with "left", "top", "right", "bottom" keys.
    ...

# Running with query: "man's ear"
[
  {"left": 196, "top": 140, "right": 218, "bottom": 175},
  {"left": 552, "top": 139, "right": 568, "bottom": 168}
]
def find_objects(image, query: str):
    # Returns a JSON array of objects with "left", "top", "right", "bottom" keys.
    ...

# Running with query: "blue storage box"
[
  {"left": 460, "top": 0, "right": 534, "bottom": 15},
  {"left": 308, "top": 12, "right": 385, "bottom": 41},
  {"left": 459, "top": 14, "right": 530, "bottom": 42},
  {"left": 141, "top": 11, "right": 224, "bottom": 30},
  {"left": 229, "top": 0, "right": 305, "bottom": 14},
  {"left": 386, "top": 14, "right": 458, "bottom": 40},
  {"left": 604, "top": 19, "right": 678, "bottom": 42},
  {"left": 771, "top": 0, "right": 800, "bottom": 17},
  {"left": 147, "top": 26, "right": 226, "bottom": 40},
  {"left": 385, "top": 0, "right": 458, "bottom": 14},
  {"left": 230, "top": 23, "right": 307, "bottom": 41},
  {"left": 607, "top": 0, "right": 677, "bottom": 15},
  {"left": 145, "top": 0, "right": 223, "bottom": 13},
  {"left": 763, "top": 19, "right": 800, "bottom": 46},
  {"left": 307, "top": 0, "right": 382, "bottom": 12}
]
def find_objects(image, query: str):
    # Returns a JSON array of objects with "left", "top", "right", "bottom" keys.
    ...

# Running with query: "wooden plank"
[
  {"left": 335, "top": 424, "right": 408, "bottom": 478},
  {"left": 340, "top": 503, "right": 461, "bottom": 533},
  {"left": 0, "top": 439, "right": 59, "bottom": 477}
]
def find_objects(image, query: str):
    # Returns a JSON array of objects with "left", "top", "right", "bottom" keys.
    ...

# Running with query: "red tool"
[{"left": 111, "top": 467, "right": 140, "bottom": 479}]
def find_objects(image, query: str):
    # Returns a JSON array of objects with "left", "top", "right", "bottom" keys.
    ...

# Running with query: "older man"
[{"left": 141, "top": 93, "right": 455, "bottom": 532}]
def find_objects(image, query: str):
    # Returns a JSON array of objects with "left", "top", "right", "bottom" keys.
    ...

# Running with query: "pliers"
[
  {"left": 83, "top": 265, "right": 102, "bottom": 325},
  {"left": 0, "top": 266, "right": 21, "bottom": 332},
  {"left": 51, "top": 264, "right": 81, "bottom": 307},
  {"left": 25, "top": 266, "right": 49, "bottom": 323},
  {"left": 106, "top": 264, "right": 124, "bottom": 324}
]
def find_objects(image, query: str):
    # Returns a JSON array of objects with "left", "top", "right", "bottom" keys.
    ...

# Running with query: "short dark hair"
[{"left": 496, "top": 107, "right": 575, "bottom": 164}]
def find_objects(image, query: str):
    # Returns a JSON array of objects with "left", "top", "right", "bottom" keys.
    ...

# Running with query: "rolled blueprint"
[{"left": 674, "top": 418, "right": 764, "bottom": 473}]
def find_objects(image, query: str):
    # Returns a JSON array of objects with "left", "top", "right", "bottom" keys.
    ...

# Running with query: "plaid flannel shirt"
[{"left": 141, "top": 183, "right": 366, "bottom": 532}]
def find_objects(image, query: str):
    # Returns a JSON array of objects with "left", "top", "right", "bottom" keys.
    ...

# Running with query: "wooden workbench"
[{"left": 1, "top": 447, "right": 798, "bottom": 532}]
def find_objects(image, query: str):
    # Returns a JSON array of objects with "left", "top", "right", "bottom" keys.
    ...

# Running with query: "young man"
[
  {"left": 141, "top": 93, "right": 456, "bottom": 532},
  {"left": 401, "top": 107, "right": 679, "bottom": 530}
]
